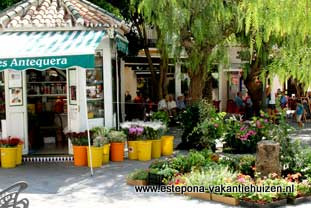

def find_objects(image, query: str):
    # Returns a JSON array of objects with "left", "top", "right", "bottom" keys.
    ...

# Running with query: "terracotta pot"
[
  {"left": 73, "top": 146, "right": 87, "bottom": 166},
  {"left": 110, "top": 142, "right": 124, "bottom": 162}
]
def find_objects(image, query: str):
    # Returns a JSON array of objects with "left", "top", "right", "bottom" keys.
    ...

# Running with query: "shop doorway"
[{"left": 26, "top": 69, "right": 68, "bottom": 155}]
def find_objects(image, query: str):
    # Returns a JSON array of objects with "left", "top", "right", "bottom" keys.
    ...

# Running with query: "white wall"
[
  {"left": 102, "top": 38, "right": 114, "bottom": 128},
  {"left": 123, "top": 67, "right": 137, "bottom": 98}
]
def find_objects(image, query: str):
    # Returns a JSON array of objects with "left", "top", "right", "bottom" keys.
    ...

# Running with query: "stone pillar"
[{"left": 255, "top": 140, "right": 281, "bottom": 177}]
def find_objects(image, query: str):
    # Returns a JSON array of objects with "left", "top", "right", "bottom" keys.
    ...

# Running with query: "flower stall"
[{"left": 0, "top": 0, "right": 129, "bottom": 166}]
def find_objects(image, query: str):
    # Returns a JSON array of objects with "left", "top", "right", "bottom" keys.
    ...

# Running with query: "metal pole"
[
  {"left": 84, "top": 67, "right": 94, "bottom": 176},
  {"left": 116, "top": 50, "right": 120, "bottom": 130}
]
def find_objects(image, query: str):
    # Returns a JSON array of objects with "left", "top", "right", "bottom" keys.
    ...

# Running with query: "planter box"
[
  {"left": 184, "top": 192, "right": 211, "bottom": 200},
  {"left": 126, "top": 179, "right": 147, "bottom": 186},
  {"left": 211, "top": 194, "right": 239, "bottom": 206},
  {"left": 148, "top": 173, "right": 165, "bottom": 186},
  {"left": 287, "top": 196, "right": 311, "bottom": 205},
  {"left": 240, "top": 199, "right": 287, "bottom": 208}
]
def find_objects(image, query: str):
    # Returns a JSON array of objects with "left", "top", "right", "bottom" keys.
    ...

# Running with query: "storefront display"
[{"left": 86, "top": 69, "right": 104, "bottom": 119}]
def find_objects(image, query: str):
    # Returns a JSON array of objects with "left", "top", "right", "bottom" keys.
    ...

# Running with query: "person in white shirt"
[
  {"left": 158, "top": 95, "right": 169, "bottom": 111},
  {"left": 167, "top": 95, "right": 177, "bottom": 116}
]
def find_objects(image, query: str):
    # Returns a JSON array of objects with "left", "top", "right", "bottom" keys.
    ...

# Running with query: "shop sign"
[{"left": 0, "top": 54, "right": 95, "bottom": 71}]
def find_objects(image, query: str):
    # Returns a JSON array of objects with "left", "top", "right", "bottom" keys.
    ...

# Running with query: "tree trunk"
[
  {"left": 189, "top": 69, "right": 205, "bottom": 103},
  {"left": 134, "top": 19, "right": 158, "bottom": 100},
  {"left": 158, "top": 55, "right": 168, "bottom": 99},
  {"left": 245, "top": 65, "right": 263, "bottom": 116},
  {"left": 202, "top": 71, "right": 213, "bottom": 101},
  {"left": 157, "top": 26, "right": 169, "bottom": 100}
]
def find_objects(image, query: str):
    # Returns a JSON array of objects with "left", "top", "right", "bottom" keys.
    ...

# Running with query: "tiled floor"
[{"left": 31, "top": 144, "right": 68, "bottom": 155}]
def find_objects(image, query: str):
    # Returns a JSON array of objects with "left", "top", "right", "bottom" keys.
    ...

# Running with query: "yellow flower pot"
[
  {"left": 102, "top": 144, "right": 110, "bottom": 164},
  {"left": 127, "top": 141, "right": 138, "bottom": 160},
  {"left": 161, "top": 136, "right": 174, "bottom": 156},
  {"left": 137, "top": 140, "right": 152, "bottom": 161},
  {"left": 87, "top": 146, "right": 103, "bottom": 168},
  {"left": 151, "top": 139, "right": 162, "bottom": 159},
  {"left": 0, "top": 147, "right": 17, "bottom": 168},
  {"left": 16, "top": 144, "right": 23, "bottom": 165}
]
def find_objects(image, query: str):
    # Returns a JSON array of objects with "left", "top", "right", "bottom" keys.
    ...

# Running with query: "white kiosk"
[{"left": 0, "top": 0, "right": 129, "bottom": 155}]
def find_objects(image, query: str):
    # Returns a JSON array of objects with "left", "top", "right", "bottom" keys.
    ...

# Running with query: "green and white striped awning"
[{"left": 0, "top": 31, "right": 106, "bottom": 71}]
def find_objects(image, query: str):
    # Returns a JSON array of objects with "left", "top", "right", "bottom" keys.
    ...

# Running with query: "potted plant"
[
  {"left": 87, "top": 136, "right": 106, "bottom": 168},
  {"left": 126, "top": 126, "right": 144, "bottom": 160},
  {"left": 66, "top": 131, "right": 88, "bottom": 166},
  {"left": 144, "top": 122, "right": 166, "bottom": 159},
  {"left": 108, "top": 130, "right": 126, "bottom": 162},
  {"left": 11, "top": 137, "right": 24, "bottom": 165},
  {"left": 0, "top": 138, "right": 19, "bottom": 168},
  {"left": 134, "top": 130, "right": 152, "bottom": 161},
  {"left": 127, "top": 169, "right": 148, "bottom": 186},
  {"left": 91, "top": 127, "right": 110, "bottom": 164}
]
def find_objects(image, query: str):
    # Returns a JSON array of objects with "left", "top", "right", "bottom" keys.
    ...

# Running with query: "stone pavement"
[{"left": 290, "top": 120, "right": 311, "bottom": 146}]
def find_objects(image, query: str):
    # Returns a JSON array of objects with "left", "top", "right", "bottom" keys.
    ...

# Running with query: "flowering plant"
[
  {"left": 65, "top": 131, "right": 88, "bottom": 146},
  {"left": 91, "top": 127, "right": 110, "bottom": 138},
  {"left": 0, "top": 137, "right": 21, "bottom": 148},
  {"left": 223, "top": 116, "right": 273, "bottom": 153},
  {"left": 168, "top": 173, "right": 187, "bottom": 186},
  {"left": 121, "top": 121, "right": 167, "bottom": 140},
  {"left": 127, "top": 126, "right": 144, "bottom": 141},
  {"left": 93, "top": 136, "right": 109, "bottom": 147},
  {"left": 108, "top": 130, "right": 127, "bottom": 143}
]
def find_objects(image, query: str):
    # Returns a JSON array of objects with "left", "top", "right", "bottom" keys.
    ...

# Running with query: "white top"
[
  {"left": 269, "top": 92, "right": 276, "bottom": 105},
  {"left": 158, "top": 99, "right": 168, "bottom": 110},
  {"left": 168, "top": 101, "right": 177, "bottom": 110}
]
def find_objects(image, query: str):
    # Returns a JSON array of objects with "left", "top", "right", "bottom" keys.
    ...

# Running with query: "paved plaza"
[{"left": 1, "top": 126, "right": 311, "bottom": 208}]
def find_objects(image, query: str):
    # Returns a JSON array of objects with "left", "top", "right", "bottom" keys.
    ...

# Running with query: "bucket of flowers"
[{"left": 0, "top": 137, "right": 20, "bottom": 168}]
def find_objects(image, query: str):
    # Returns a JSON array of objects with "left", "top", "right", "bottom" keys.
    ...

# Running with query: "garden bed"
[
  {"left": 148, "top": 172, "right": 165, "bottom": 186},
  {"left": 211, "top": 194, "right": 239, "bottom": 206},
  {"left": 287, "top": 196, "right": 311, "bottom": 205},
  {"left": 126, "top": 179, "right": 147, "bottom": 186},
  {"left": 240, "top": 199, "right": 287, "bottom": 208}
]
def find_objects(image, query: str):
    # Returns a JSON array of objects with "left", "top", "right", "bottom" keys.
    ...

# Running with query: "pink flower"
[
  {"left": 240, "top": 136, "right": 248, "bottom": 141},
  {"left": 136, "top": 127, "right": 144, "bottom": 136},
  {"left": 214, "top": 124, "right": 219, "bottom": 128},
  {"left": 248, "top": 130, "right": 256, "bottom": 136},
  {"left": 129, "top": 127, "right": 137, "bottom": 135},
  {"left": 256, "top": 120, "right": 262, "bottom": 128},
  {"left": 238, "top": 177, "right": 246, "bottom": 183}
]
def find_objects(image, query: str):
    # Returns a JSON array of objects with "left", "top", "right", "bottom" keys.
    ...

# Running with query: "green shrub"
[
  {"left": 178, "top": 104, "right": 202, "bottom": 149},
  {"left": 151, "top": 111, "right": 170, "bottom": 125},
  {"left": 127, "top": 169, "right": 148, "bottom": 180}
]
